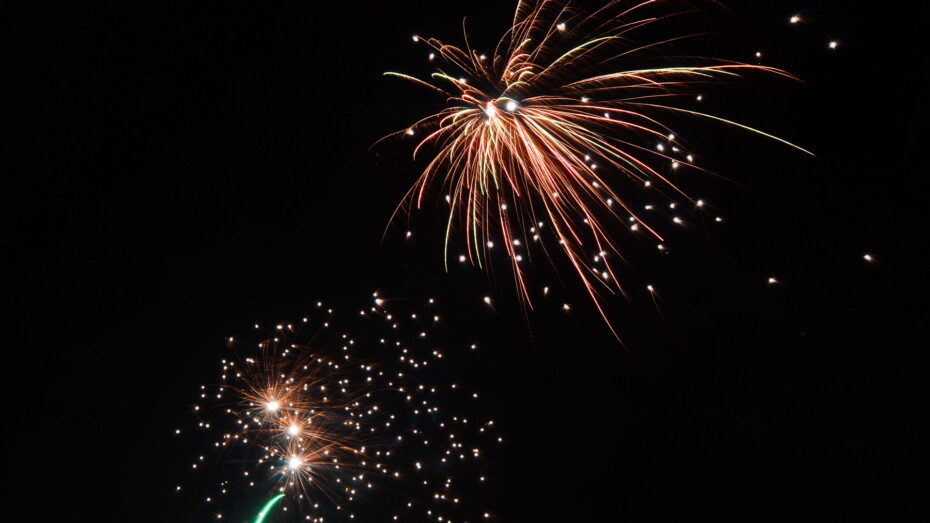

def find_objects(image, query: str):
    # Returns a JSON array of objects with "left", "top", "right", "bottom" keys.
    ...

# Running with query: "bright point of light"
[
  {"left": 288, "top": 425, "right": 300, "bottom": 436},
  {"left": 266, "top": 401, "right": 279, "bottom": 412},
  {"left": 289, "top": 456, "right": 302, "bottom": 469},
  {"left": 768, "top": 277, "right": 779, "bottom": 285},
  {"left": 412, "top": 35, "right": 419, "bottom": 42},
  {"left": 863, "top": 254, "right": 874, "bottom": 262},
  {"left": 505, "top": 100, "right": 518, "bottom": 112},
  {"left": 790, "top": 15, "right": 801, "bottom": 24},
  {"left": 485, "top": 102, "right": 497, "bottom": 118},
  {"left": 829, "top": 41, "right": 838, "bottom": 49}
]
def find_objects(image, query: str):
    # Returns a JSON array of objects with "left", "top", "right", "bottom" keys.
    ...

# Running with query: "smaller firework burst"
[{"left": 178, "top": 294, "right": 502, "bottom": 521}]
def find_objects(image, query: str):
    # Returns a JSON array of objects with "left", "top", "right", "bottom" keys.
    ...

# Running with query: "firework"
[
  {"left": 382, "top": 0, "right": 811, "bottom": 338},
  {"left": 178, "top": 294, "right": 501, "bottom": 521}
]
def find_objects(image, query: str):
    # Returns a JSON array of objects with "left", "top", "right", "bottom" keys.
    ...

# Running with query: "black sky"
[{"left": 8, "top": 0, "right": 928, "bottom": 521}]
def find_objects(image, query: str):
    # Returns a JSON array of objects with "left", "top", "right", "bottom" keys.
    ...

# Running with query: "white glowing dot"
[
  {"left": 829, "top": 40, "right": 838, "bottom": 49},
  {"left": 768, "top": 277, "right": 779, "bottom": 285},
  {"left": 483, "top": 297, "right": 492, "bottom": 305},
  {"left": 485, "top": 102, "right": 497, "bottom": 118},
  {"left": 863, "top": 254, "right": 874, "bottom": 262},
  {"left": 429, "top": 52, "right": 435, "bottom": 60},
  {"left": 556, "top": 22, "right": 566, "bottom": 31},
  {"left": 756, "top": 51, "right": 762, "bottom": 58},
  {"left": 288, "top": 425, "right": 299, "bottom": 436},
  {"left": 267, "top": 401, "right": 279, "bottom": 412},
  {"left": 505, "top": 100, "right": 518, "bottom": 112},
  {"left": 289, "top": 457, "right": 302, "bottom": 469},
  {"left": 459, "top": 255, "right": 467, "bottom": 263},
  {"left": 647, "top": 285, "right": 655, "bottom": 292},
  {"left": 412, "top": 35, "right": 419, "bottom": 42},
  {"left": 790, "top": 15, "right": 801, "bottom": 24},
  {"left": 696, "top": 95, "right": 703, "bottom": 101},
  {"left": 406, "top": 129, "right": 414, "bottom": 136}
]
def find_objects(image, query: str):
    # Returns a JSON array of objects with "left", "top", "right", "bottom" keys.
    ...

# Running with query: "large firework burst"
[
  {"left": 178, "top": 294, "right": 500, "bottom": 521},
  {"left": 382, "top": 0, "right": 810, "bottom": 337}
]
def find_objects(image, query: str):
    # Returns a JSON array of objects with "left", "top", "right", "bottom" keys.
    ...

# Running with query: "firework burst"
[
  {"left": 178, "top": 295, "right": 501, "bottom": 521},
  {"left": 382, "top": 0, "right": 811, "bottom": 338}
]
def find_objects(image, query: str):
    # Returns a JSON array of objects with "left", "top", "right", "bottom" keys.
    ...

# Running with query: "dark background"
[{"left": 8, "top": 0, "right": 927, "bottom": 520}]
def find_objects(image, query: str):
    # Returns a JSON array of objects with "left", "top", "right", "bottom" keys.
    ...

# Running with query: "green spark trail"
[{"left": 253, "top": 494, "right": 285, "bottom": 523}]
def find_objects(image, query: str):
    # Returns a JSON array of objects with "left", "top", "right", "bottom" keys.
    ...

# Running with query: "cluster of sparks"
[
  {"left": 383, "top": 0, "right": 813, "bottom": 338},
  {"left": 179, "top": 294, "right": 501, "bottom": 521}
]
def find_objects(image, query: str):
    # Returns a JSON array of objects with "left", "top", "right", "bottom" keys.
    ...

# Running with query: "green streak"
[{"left": 253, "top": 494, "right": 285, "bottom": 523}]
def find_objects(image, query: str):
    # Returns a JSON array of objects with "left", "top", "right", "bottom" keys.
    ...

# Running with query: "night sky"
[{"left": 10, "top": 0, "right": 928, "bottom": 521}]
